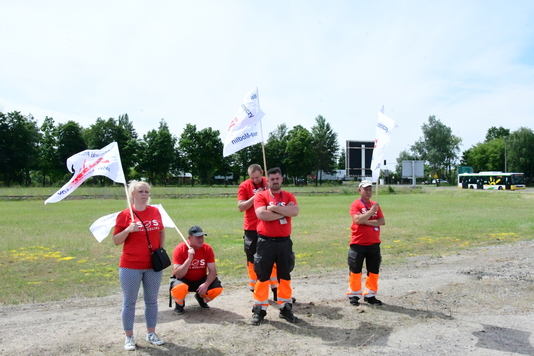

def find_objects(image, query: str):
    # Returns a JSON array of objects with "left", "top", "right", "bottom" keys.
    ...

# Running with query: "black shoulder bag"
[{"left": 133, "top": 210, "right": 171, "bottom": 272}]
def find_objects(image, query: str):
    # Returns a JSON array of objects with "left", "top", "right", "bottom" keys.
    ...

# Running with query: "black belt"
[{"left": 258, "top": 234, "right": 290, "bottom": 242}]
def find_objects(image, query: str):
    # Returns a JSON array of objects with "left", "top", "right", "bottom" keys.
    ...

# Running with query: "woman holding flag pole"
[{"left": 113, "top": 180, "right": 166, "bottom": 351}]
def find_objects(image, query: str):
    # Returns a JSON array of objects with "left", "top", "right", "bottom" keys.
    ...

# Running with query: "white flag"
[
  {"left": 45, "top": 142, "right": 126, "bottom": 204},
  {"left": 223, "top": 88, "right": 265, "bottom": 157},
  {"left": 370, "top": 111, "right": 397, "bottom": 182},
  {"left": 89, "top": 204, "right": 176, "bottom": 242}
]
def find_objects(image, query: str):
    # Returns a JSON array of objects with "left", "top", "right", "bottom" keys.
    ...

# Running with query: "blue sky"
[{"left": 1, "top": 0, "right": 533, "bottom": 171}]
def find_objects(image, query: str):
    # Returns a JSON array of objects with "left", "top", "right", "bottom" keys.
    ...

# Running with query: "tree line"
[
  {"left": 0, "top": 111, "right": 341, "bottom": 187},
  {"left": 395, "top": 115, "right": 534, "bottom": 184},
  {"left": 2, "top": 110, "right": 532, "bottom": 187}
]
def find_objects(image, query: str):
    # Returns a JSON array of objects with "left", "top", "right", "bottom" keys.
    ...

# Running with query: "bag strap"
[{"left": 132, "top": 210, "right": 153, "bottom": 254}]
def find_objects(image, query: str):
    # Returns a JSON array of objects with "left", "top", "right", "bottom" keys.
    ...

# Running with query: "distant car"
[{"left": 432, "top": 179, "right": 448, "bottom": 184}]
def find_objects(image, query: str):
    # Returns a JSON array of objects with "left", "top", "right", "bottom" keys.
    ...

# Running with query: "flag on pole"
[
  {"left": 370, "top": 111, "right": 398, "bottom": 183},
  {"left": 223, "top": 88, "right": 265, "bottom": 157},
  {"left": 45, "top": 142, "right": 126, "bottom": 204},
  {"left": 89, "top": 204, "right": 176, "bottom": 242}
]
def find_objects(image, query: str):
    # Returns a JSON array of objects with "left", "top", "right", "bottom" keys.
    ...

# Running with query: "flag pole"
[
  {"left": 256, "top": 87, "right": 268, "bottom": 172},
  {"left": 123, "top": 183, "right": 135, "bottom": 221},
  {"left": 171, "top": 224, "right": 191, "bottom": 249}
]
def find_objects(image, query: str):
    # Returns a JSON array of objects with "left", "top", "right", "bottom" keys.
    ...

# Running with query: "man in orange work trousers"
[
  {"left": 347, "top": 180, "right": 386, "bottom": 306},
  {"left": 237, "top": 164, "right": 279, "bottom": 299},
  {"left": 250, "top": 167, "right": 299, "bottom": 325}
]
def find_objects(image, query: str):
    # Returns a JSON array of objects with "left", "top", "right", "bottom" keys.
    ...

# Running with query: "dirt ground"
[{"left": 1, "top": 240, "right": 533, "bottom": 356}]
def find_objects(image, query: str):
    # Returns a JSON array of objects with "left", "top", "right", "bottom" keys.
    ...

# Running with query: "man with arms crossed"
[
  {"left": 237, "top": 164, "right": 278, "bottom": 298},
  {"left": 250, "top": 167, "right": 299, "bottom": 325},
  {"left": 347, "top": 180, "right": 385, "bottom": 306}
]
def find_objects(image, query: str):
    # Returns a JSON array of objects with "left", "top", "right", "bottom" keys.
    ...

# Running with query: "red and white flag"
[
  {"left": 45, "top": 142, "right": 126, "bottom": 204},
  {"left": 223, "top": 87, "right": 264, "bottom": 157},
  {"left": 370, "top": 110, "right": 397, "bottom": 183},
  {"left": 89, "top": 204, "right": 176, "bottom": 242}
]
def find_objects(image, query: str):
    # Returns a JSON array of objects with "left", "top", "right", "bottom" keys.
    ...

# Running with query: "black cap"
[{"left": 188, "top": 225, "right": 207, "bottom": 237}]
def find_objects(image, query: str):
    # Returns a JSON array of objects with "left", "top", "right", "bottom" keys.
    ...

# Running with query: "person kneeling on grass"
[{"left": 170, "top": 225, "right": 223, "bottom": 314}]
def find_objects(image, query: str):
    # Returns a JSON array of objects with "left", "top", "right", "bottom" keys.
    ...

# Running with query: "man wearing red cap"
[{"left": 347, "top": 180, "right": 386, "bottom": 306}]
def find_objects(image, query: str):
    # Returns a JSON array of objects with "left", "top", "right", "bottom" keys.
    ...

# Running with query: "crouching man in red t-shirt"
[{"left": 170, "top": 225, "right": 223, "bottom": 315}]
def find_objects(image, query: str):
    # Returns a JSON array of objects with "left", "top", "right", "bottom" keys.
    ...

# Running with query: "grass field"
[{"left": 1, "top": 185, "right": 532, "bottom": 306}]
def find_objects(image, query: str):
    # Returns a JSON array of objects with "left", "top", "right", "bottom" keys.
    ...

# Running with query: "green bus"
[{"left": 457, "top": 172, "right": 526, "bottom": 190}]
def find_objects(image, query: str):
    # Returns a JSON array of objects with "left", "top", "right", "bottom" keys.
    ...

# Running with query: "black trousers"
[
  {"left": 348, "top": 243, "right": 381, "bottom": 275},
  {"left": 243, "top": 229, "right": 259, "bottom": 264},
  {"left": 254, "top": 235, "right": 294, "bottom": 282}
]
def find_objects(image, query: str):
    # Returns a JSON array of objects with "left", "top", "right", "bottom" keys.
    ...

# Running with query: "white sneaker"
[
  {"left": 146, "top": 332, "right": 165, "bottom": 346},
  {"left": 124, "top": 336, "right": 136, "bottom": 351}
]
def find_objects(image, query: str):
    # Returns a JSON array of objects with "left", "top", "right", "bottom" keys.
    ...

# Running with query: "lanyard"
[
  {"left": 360, "top": 198, "right": 372, "bottom": 211},
  {"left": 270, "top": 189, "right": 283, "bottom": 206}
]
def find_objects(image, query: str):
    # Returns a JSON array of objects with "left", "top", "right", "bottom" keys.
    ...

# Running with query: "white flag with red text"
[
  {"left": 370, "top": 111, "right": 397, "bottom": 182},
  {"left": 223, "top": 88, "right": 265, "bottom": 157},
  {"left": 89, "top": 204, "right": 176, "bottom": 242},
  {"left": 45, "top": 142, "right": 126, "bottom": 204}
]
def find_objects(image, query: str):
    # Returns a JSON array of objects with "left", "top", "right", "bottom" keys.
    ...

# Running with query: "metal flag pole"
[{"left": 256, "top": 87, "right": 268, "bottom": 172}]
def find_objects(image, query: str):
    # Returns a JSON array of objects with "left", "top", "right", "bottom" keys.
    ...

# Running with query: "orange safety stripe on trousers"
[
  {"left": 363, "top": 272, "right": 379, "bottom": 296},
  {"left": 253, "top": 280, "right": 270, "bottom": 306},
  {"left": 201, "top": 287, "right": 223, "bottom": 303},
  {"left": 276, "top": 278, "right": 292, "bottom": 306},
  {"left": 247, "top": 261, "right": 257, "bottom": 290},
  {"left": 171, "top": 282, "right": 189, "bottom": 306},
  {"left": 347, "top": 272, "right": 363, "bottom": 296}
]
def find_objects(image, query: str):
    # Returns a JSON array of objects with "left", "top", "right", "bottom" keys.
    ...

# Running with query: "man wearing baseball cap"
[
  {"left": 346, "top": 180, "right": 386, "bottom": 306},
  {"left": 170, "top": 225, "right": 223, "bottom": 314}
]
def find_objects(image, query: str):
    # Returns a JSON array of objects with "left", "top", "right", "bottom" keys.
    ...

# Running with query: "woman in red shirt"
[{"left": 113, "top": 181, "right": 166, "bottom": 351}]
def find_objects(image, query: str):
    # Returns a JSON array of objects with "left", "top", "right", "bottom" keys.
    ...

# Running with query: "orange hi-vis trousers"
[
  {"left": 254, "top": 278, "right": 292, "bottom": 308},
  {"left": 346, "top": 243, "right": 381, "bottom": 298},
  {"left": 347, "top": 272, "right": 379, "bottom": 298},
  {"left": 170, "top": 276, "right": 223, "bottom": 306},
  {"left": 247, "top": 261, "right": 278, "bottom": 291}
]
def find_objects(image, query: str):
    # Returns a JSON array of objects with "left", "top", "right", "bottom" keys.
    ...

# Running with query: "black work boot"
[
  {"left": 349, "top": 296, "right": 360, "bottom": 306},
  {"left": 195, "top": 293, "right": 210, "bottom": 308},
  {"left": 250, "top": 305, "right": 266, "bottom": 326},
  {"left": 174, "top": 302, "right": 185, "bottom": 315},
  {"left": 279, "top": 303, "right": 297, "bottom": 323}
]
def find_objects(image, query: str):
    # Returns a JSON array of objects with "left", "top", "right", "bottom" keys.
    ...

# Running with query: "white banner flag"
[
  {"left": 89, "top": 204, "right": 176, "bottom": 242},
  {"left": 45, "top": 142, "right": 126, "bottom": 204},
  {"left": 370, "top": 111, "right": 398, "bottom": 182},
  {"left": 223, "top": 88, "right": 265, "bottom": 157}
]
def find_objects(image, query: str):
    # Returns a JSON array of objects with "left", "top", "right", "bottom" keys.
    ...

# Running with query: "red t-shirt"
[
  {"left": 349, "top": 198, "right": 384, "bottom": 246},
  {"left": 254, "top": 189, "right": 297, "bottom": 237},
  {"left": 172, "top": 242, "right": 215, "bottom": 281},
  {"left": 114, "top": 206, "right": 163, "bottom": 269},
  {"left": 237, "top": 177, "right": 267, "bottom": 230}
]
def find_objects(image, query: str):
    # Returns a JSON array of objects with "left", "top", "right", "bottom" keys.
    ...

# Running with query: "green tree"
[
  {"left": 462, "top": 139, "right": 505, "bottom": 172},
  {"left": 411, "top": 115, "right": 462, "bottom": 181},
  {"left": 56, "top": 121, "right": 87, "bottom": 176},
  {"left": 311, "top": 115, "right": 339, "bottom": 185},
  {"left": 138, "top": 119, "right": 177, "bottom": 184},
  {"left": 265, "top": 124, "right": 289, "bottom": 173},
  {"left": 485, "top": 126, "right": 510, "bottom": 142},
  {"left": 179, "top": 124, "right": 223, "bottom": 185},
  {"left": 284, "top": 125, "right": 314, "bottom": 182},
  {"left": 0, "top": 111, "right": 40, "bottom": 186},
  {"left": 337, "top": 149, "right": 346, "bottom": 170},
  {"left": 507, "top": 127, "right": 534, "bottom": 181},
  {"left": 230, "top": 144, "right": 264, "bottom": 181},
  {"left": 84, "top": 115, "right": 139, "bottom": 181},
  {"left": 38, "top": 117, "right": 62, "bottom": 186}
]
